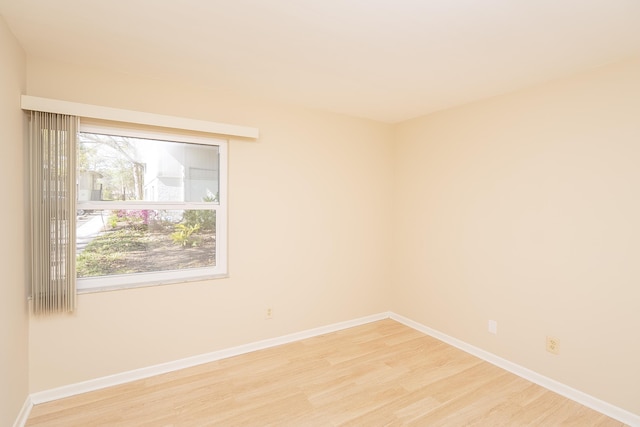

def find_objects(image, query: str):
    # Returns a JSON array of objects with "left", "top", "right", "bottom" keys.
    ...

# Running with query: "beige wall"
[
  {"left": 0, "top": 15, "right": 28, "bottom": 426},
  {"left": 26, "top": 58, "right": 394, "bottom": 392},
  {"left": 19, "top": 50, "right": 640, "bottom": 417},
  {"left": 393, "top": 58, "right": 640, "bottom": 414}
]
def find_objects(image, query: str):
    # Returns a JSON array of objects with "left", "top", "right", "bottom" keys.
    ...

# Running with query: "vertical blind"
[{"left": 30, "top": 111, "right": 78, "bottom": 314}]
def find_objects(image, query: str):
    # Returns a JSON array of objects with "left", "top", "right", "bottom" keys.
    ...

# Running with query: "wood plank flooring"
[{"left": 26, "top": 319, "right": 626, "bottom": 426}]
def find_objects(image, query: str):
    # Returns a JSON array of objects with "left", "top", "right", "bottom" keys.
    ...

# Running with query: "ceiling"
[{"left": 1, "top": 0, "right": 639, "bottom": 123}]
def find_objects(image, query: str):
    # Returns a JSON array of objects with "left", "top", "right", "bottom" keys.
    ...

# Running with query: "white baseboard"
[
  {"left": 12, "top": 395, "right": 33, "bottom": 427},
  {"left": 24, "top": 311, "right": 639, "bottom": 427},
  {"left": 29, "top": 312, "right": 390, "bottom": 405},
  {"left": 389, "top": 313, "right": 640, "bottom": 427}
]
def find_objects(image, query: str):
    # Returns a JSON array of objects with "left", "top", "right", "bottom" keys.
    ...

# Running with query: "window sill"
[{"left": 76, "top": 273, "right": 229, "bottom": 294}]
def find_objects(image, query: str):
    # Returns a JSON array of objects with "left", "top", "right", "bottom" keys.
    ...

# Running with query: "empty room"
[{"left": 1, "top": 1, "right": 639, "bottom": 426}]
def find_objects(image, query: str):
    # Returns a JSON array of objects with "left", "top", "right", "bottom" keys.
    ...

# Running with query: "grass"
[
  {"left": 76, "top": 227, "right": 148, "bottom": 277},
  {"left": 76, "top": 224, "right": 215, "bottom": 278}
]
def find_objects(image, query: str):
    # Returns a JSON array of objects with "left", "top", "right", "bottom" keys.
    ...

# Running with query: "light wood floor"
[{"left": 27, "top": 319, "right": 625, "bottom": 426}]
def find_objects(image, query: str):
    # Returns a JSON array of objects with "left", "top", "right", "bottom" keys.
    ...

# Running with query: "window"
[
  {"left": 76, "top": 122, "right": 227, "bottom": 291},
  {"left": 24, "top": 96, "right": 256, "bottom": 310}
]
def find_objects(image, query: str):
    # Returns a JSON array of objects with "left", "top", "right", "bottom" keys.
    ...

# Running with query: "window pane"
[
  {"left": 78, "top": 133, "right": 219, "bottom": 203},
  {"left": 76, "top": 209, "right": 216, "bottom": 278}
]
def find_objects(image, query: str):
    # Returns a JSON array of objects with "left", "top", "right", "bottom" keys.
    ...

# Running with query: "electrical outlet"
[
  {"left": 546, "top": 336, "right": 560, "bottom": 355},
  {"left": 265, "top": 307, "right": 273, "bottom": 320},
  {"left": 488, "top": 320, "right": 498, "bottom": 335}
]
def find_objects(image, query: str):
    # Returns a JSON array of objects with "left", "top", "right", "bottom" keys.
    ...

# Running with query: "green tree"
[{"left": 78, "top": 133, "right": 145, "bottom": 200}]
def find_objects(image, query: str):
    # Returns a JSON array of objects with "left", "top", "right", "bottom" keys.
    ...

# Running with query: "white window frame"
[{"left": 76, "top": 122, "right": 228, "bottom": 292}]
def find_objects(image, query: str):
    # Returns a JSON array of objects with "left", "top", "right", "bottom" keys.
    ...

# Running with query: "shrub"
[
  {"left": 171, "top": 223, "right": 201, "bottom": 247},
  {"left": 108, "top": 209, "right": 154, "bottom": 230},
  {"left": 181, "top": 195, "right": 217, "bottom": 231},
  {"left": 182, "top": 210, "right": 215, "bottom": 231}
]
